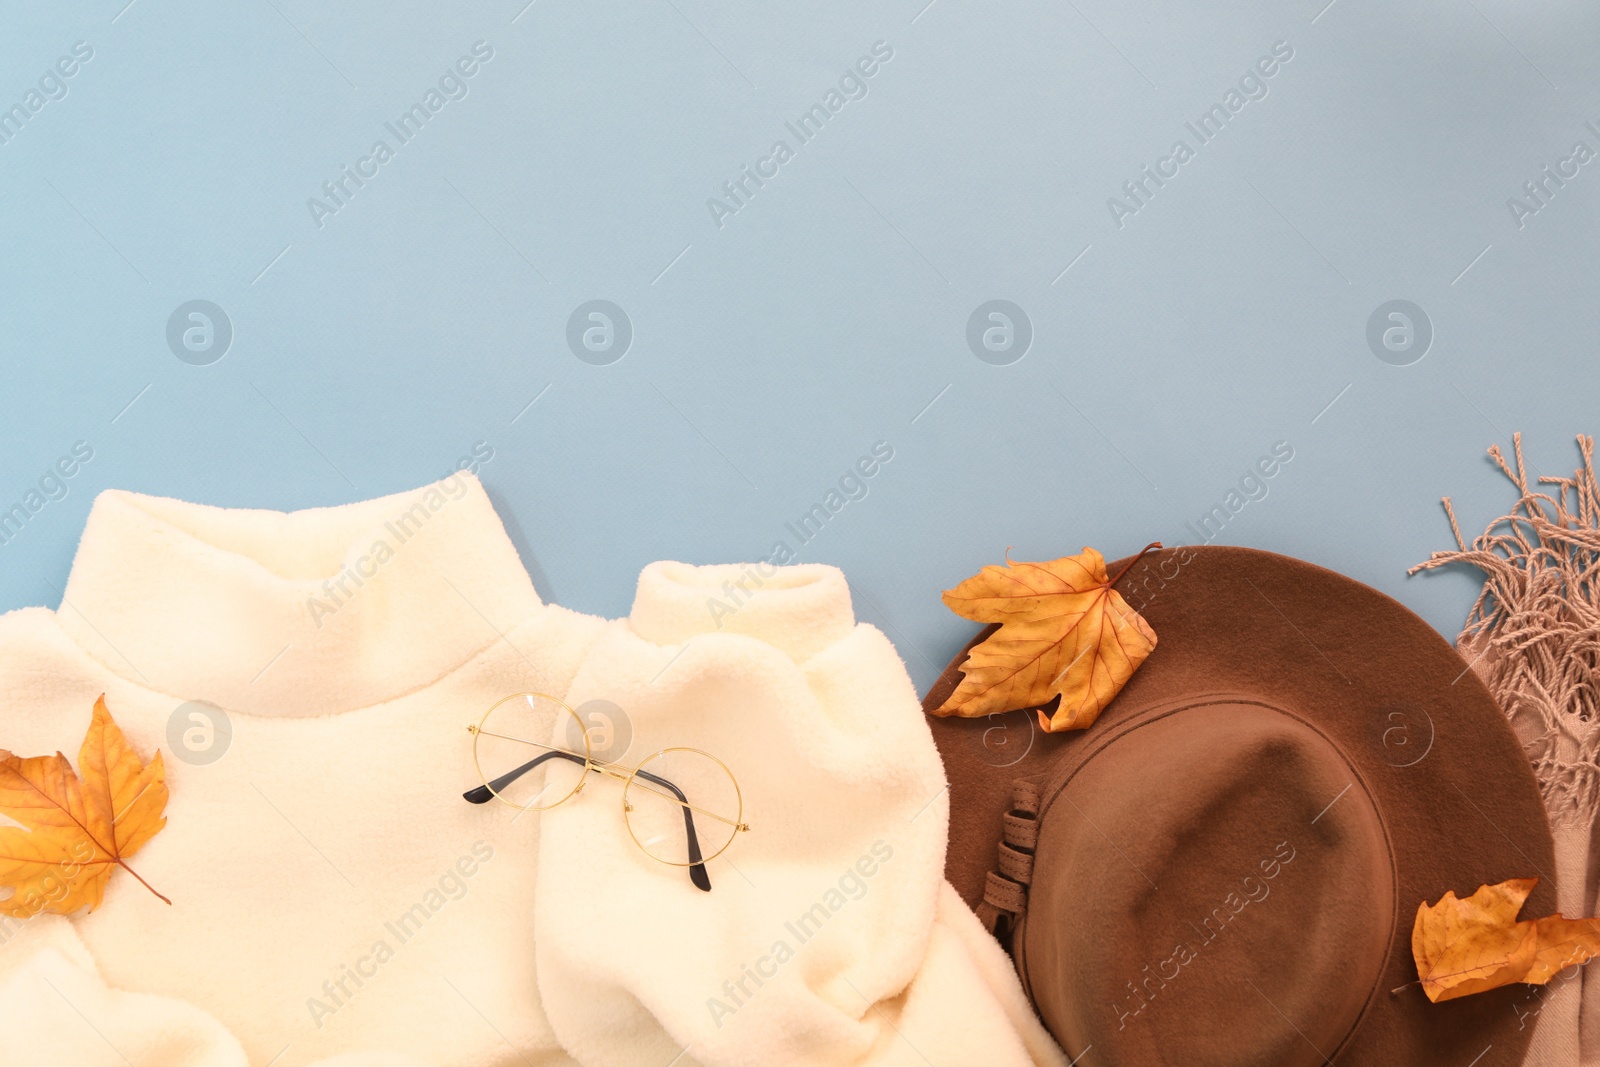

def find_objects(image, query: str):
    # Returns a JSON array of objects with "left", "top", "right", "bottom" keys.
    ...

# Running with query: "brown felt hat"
[{"left": 923, "top": 545, "right": 1555, "bottom": 1067}]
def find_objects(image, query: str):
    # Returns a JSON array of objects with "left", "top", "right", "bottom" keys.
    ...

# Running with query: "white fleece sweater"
[
  {"left": 0, "top": 476, "right": 604, "bottom": 1067},
  {"left": 538, "top": 563, "right": 1065, "bottom": 1067},
  {"left": 0, "top": 478, "right": 1061, "bottom": 1067}
]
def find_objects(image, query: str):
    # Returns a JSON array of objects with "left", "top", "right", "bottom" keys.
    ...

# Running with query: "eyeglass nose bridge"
[{"left": 583, "top": 763, "right": 630, "bottom": 799}]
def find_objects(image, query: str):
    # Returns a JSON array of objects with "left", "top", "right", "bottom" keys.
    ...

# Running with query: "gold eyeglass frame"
[{"left": 466, "top": 692, "right": 751, "bottom": 867}]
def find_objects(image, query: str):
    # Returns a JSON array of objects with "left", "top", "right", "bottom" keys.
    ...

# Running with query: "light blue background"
[{"left": 2, "top": 0, "right": 1597, "bottom": 692}]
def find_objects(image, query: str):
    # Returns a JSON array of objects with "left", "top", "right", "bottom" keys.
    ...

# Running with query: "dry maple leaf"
[
  {"left": 1412, "top": 877, "right": 1600, "bottom": 1002},
  {"left": 931, "top": 544, "right": 1160, "bottom": 732},
  {"left": 0, "top": 695, "right": 170, "bottom": 917}
]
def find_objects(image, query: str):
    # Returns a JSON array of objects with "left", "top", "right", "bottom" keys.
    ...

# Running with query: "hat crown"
[{"left": 1021, "top": 697, "right": 1395, "bottom": 1066}]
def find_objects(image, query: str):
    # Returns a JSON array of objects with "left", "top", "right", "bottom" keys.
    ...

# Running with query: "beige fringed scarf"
[{"left": 1411, "top": 434, "right": 1600, "bottom": 1065}]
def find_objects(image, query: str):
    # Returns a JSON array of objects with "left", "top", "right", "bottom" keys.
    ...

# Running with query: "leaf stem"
[
  {"left": 1107, "top": 542, "right": 1163, "bottom": 590},
  {"left": 116, "top": 859, "right": 171, "bottom": 905}
]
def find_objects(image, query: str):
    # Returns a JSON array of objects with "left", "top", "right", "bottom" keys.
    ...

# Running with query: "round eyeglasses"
[{"left": 461, "top": 692, "right": 750, "bottom": 892}]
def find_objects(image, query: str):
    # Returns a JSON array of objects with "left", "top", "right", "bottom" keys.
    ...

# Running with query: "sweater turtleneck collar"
[
  {"left": 628, "top": 560, "right": 857, "bottom": 663},
  {"left": 56, "top": 474, "right": 541, "bottom": 716}
]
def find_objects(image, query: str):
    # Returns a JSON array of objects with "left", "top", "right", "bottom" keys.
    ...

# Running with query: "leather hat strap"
[{"left": 975, "top": 779, "right": 1041, "bottom": 945}]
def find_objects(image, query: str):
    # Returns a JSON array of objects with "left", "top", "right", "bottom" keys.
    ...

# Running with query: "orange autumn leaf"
[
  {"left": 0, "top": 695, "right": 170, "bottom": 917},
  {"left": 1413, "top": 878, "right": 1600, "bottom": 1002},
  {"left": 1526, "top": 914, "right": 1600, "bottom": 983},
  {"left": 931, "top": 544, "right": 1160, "bottom": 732}
]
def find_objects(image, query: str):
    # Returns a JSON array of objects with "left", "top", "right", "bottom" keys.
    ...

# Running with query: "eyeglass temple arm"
[
  {"left": 461, "top": 751, "right": 712, "bottom": 893},
  {"left": 462, "top": 748, "right": 583, "bottom": 805},
  {"left": 630, "top": 765, "right": 711, "bottom": 892}
]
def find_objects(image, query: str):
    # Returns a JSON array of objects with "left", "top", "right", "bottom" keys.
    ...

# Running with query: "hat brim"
[{"left": 923, "top": 545, "right": 1554, "bottom": 1066}]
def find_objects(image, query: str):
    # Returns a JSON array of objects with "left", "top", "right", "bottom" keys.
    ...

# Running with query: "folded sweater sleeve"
[
  {"left": 0, "top": 917, "right": 447, "bottom": 1067},
  {"left": 533, "top": 562, "right": 1064, "bottom": 1067},
  {"left": 0, "top": 914, "right": 249, "bottom": 1067}
]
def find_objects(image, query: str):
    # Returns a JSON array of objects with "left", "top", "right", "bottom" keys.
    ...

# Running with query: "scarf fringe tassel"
[{"left": 1410, "top": 434, "right": 1600, "bottom": 827}]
